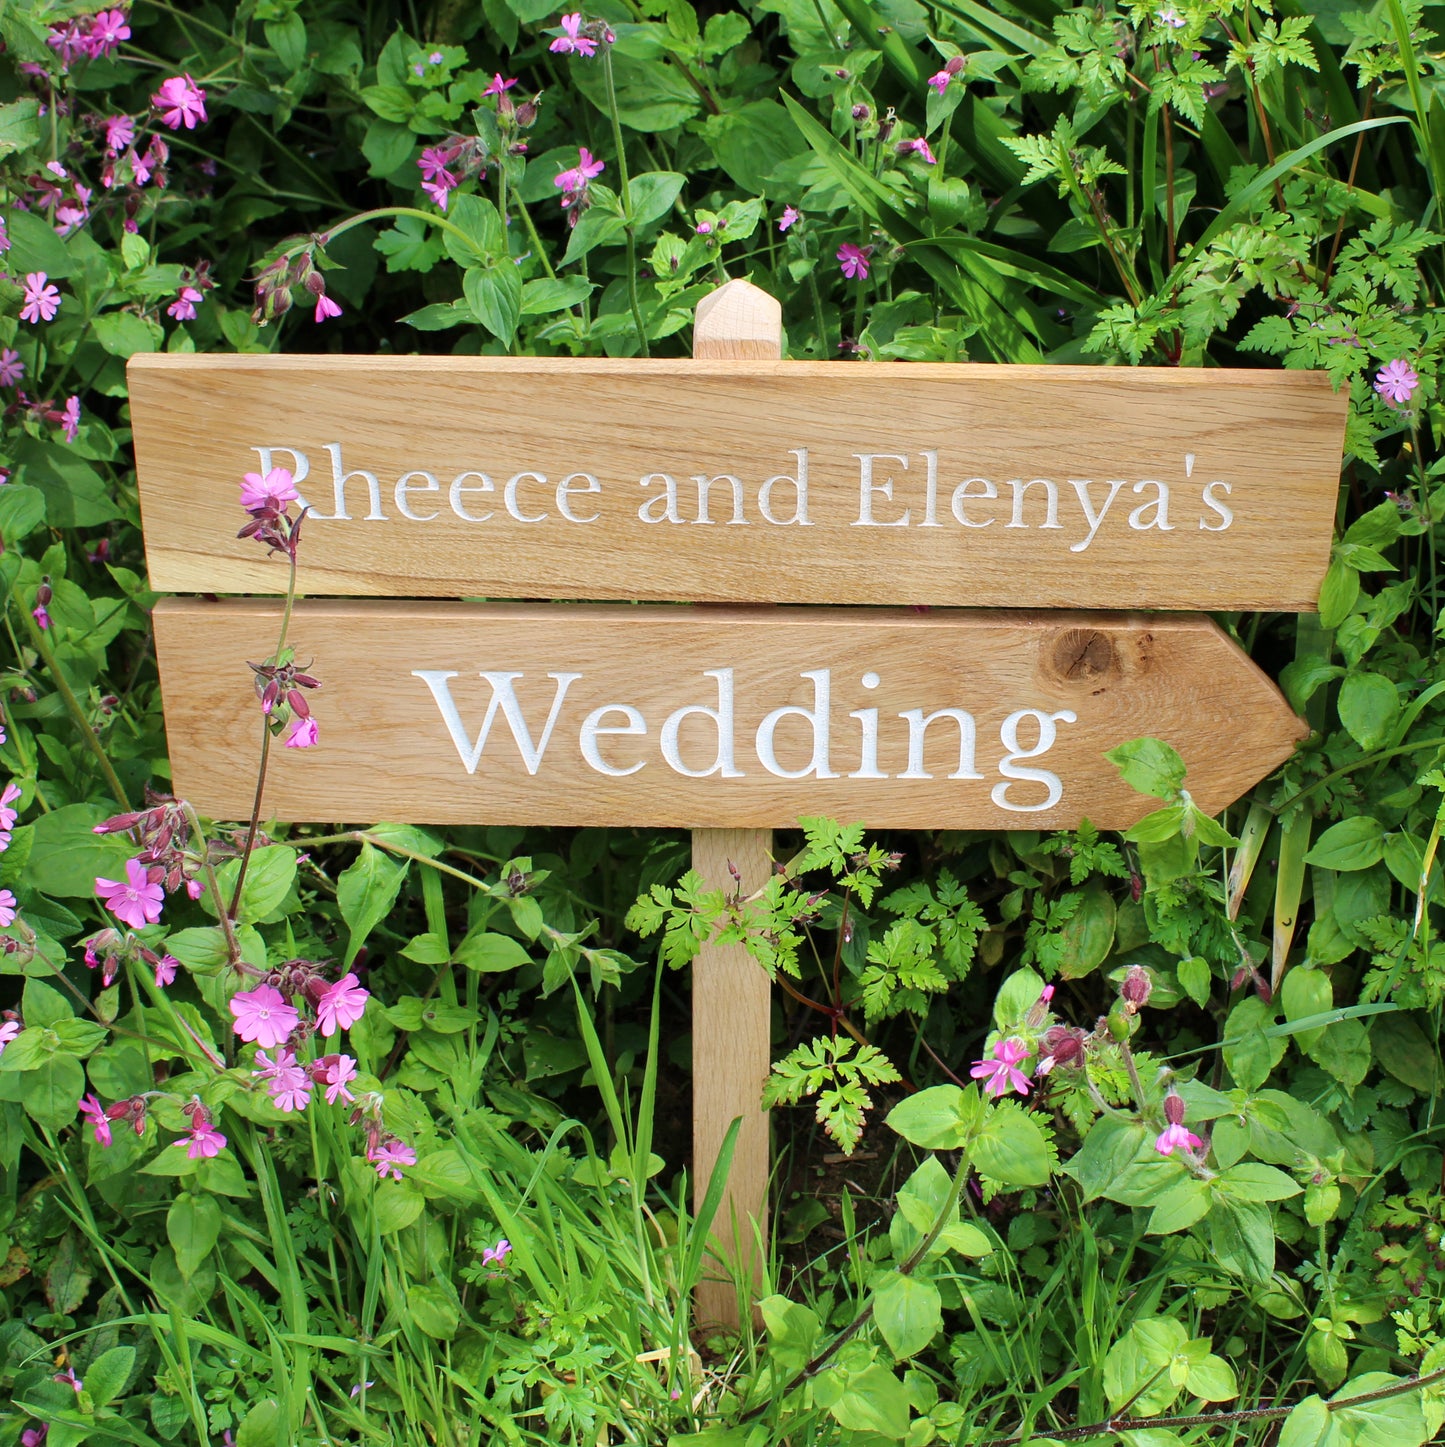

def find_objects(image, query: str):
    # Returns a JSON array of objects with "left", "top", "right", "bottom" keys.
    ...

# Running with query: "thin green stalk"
[
  {"left": 22, "top": 607, "right": 130, "bottom": 810},
  {"left": 601, "top": 46, "right": 651, "bottom": 357},
  {"left": 315, "top": 205, "right": 483, "bottom": 262},
  {"left": 180, "top": 801, "right": 246, "bottom": 970}
]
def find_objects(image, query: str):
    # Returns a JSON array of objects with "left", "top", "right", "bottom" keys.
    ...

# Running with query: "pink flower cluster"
[
  {"left": 251, "top": 246, "right": 341, "bottom": 326},
  {"left": 46, "top": 8, "right": 129, "bottom": 68},
  {"left": 549, "top": 12, "right": 614, "bottom": 55},
  {"left": 555, "top": 147, "right": 605, "bottom": 226}
]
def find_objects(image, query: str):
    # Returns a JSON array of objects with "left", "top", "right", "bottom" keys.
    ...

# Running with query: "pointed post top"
[{"left": 693, "top": 278, "right": 782, "bottom": 361}]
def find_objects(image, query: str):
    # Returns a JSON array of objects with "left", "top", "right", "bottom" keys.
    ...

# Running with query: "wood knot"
[{"left": 1050, "top": 628, "right": 1118, "bottom": 683}]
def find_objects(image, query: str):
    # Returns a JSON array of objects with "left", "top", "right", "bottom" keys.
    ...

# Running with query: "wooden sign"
[
  {"left": 128, "top": 355, "right": 1346, "bottom": 611},
  {"left": 152, "top": 599, "right": 1306, "bottom": 829}
]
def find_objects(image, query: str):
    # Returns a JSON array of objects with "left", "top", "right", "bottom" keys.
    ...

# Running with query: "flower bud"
[
  {"left": 945, "top": 55, "right": 966, "bottom": 75},
  {"left": 1163, "top": 1089, "right": 1186, "bottom": 1126},
  {"left": 852, "top": 103, "right": 870, "bottom": 121},
  {"left": 1120, "top": 964, "right": 1152, "bottom": 1013}
]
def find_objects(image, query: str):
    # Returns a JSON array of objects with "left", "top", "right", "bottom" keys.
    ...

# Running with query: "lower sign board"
[{"left": 153, "top": 600, "right": 1306, "bottom": 829}]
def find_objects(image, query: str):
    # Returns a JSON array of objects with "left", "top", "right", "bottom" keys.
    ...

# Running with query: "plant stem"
[
  {"left": 180, "top": 801, "right": 246, "bottom": 969},
  {"left": 601, "top": 46, "right": 650, "bottom": 358},
  {"left": 22, "top": 608, "right": 130, "bottom": 810},
  {"left": 316, "top": 205, "right": 483, "bottom": 262}
]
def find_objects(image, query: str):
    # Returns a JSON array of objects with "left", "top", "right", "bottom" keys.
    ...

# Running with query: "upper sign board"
[{"left": 129, "top": 357, "right": 1346, "bottom": 611}]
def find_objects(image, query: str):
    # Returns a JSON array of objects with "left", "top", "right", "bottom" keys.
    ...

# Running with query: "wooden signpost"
[{"left": 127, "top": 279, "right": 1346, "bottom": 1330}]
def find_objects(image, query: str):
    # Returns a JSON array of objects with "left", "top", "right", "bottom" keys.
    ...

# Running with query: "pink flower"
[
  {"left": 369, "top": 1139, "right": 417, "bottom": 1180},
  {"left": 229, "top": 984, "right": 299, "bottom": 1050},
  {"left": 89, "top": 9, "right": 130, "bottom": 54},
  {"left": 151, "top": 75, "right": 207, "bottom": 131},
  {"left": 95, "top": 858, "right": 165, "bottom": 929},
  {"left": 695, "top": 220, "right": 713, "bottom": 235},
  {"left": 285, "top": 715, "right": 319, "bottom": 748},
  {"left": 778, "top": 205, "right": 800, "bottom": 231},
  {"left": 239, "top": 466, "right": 298, "bottom": 513},
  {"left": 155, "top": 954, "right": 178, "bottom": 988},
  {"left": 0, "top": 350, "right": 21, "bottom": 386},
  {"left": 899, "top": 137, "right": 937, "bottom": 164},
  {"left": 183, "top": 1121, "right": 227, "bottom": 1158},
  {"left": 927, "top": 69, "right": 952, "bottom": 94},
  {"left": 969, "top": 1036, "right": 1032, "bottom": 1098},
  {"left": 167, "top": 285, "right": 203, "bottom": 321},
  {"left": 555, "top": 147, "right": 605, "bottom": 215},
  {"left": 104, "top": 114, "right": 134, "bottom": 154},
  {"left": 0, "top": 1019, "right": 19, "bottom": 1055},
  {"left": 31, "top": 603, "right": 50, "bottom": 630},
  {"left": 837, "top": 243, "right": 872, "bottom": 281},
  {"left": 1374, "top": 359, "right": 1419, "bottom": 406},
  {"left": 267, "top": 1066, "right": 312, "bottom": 1113},
  {"left": 20, "top": 273, "right": 61, "bottom": 324},
  {"left": 79, "top": 1093, "right": 112, "bottom": 1147},
  {"left": 421, "top": 176, "right": 455, "bottom": 210},
  {"left": 314, "top": 1053, "right": 358, "bottom": 1104},
  {"left": 47, "top": 20, "right": 88, "bottom": 67},
  {"left": 252, "top": 1045, "right": 298, "bottom": 1081},
  {"left": 315, "top": 972, "right": 369, "bottom": 1037},
  {"left": 481, "top": 1237, "right": 512, "bottom": 1267},
  {"left": 0, "top": 889, "right": 16, "bottom": 928},
  {"left": 61, "top": 395, "right": 80, "bottom": 443},
  {"left": 418, "top": 146, "right": 456, "bottom": 182},
  {"left": 313, "top": 292, "right": 342, "bottom": 323},
  {"left": 0, "top": 217, "right": 8, "bottom": 251},
  {"left": 550, "top": 13, "right": 598, "bottom": 56},
  {"left": 483, "top": 74, "right": 517, "bottom": 95},
  {"left": 1155, "top": 1121, "right": 1203, "bottom": 1155},
  {"left": 1156, "top": 6, "right": 1186, "bottom": 27}
]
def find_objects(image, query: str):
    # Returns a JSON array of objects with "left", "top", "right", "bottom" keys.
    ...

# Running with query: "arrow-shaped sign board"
[
  {"left": 129, "top": 356, "right": 1346, "bottom": 611},
  {"left": 153, "top": 600, "right": 1305, "bottom": 829}
]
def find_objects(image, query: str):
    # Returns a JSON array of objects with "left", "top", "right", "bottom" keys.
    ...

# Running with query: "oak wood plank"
[
  {"left": 128, "top": 355, "right": 1345, "bottom": 611},
  {"left": 690, "top": 280, "right": 781, "bottom": 1331},
  {"left": 151, "top": 599, "right": 1307, "bottom": 829}
]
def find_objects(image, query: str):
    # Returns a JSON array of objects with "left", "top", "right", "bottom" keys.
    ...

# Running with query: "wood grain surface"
[
  {"left": 129, "top": 354, "right": 1346, "bottom": 610},
  {"left": 152, "top": 599, "right": 1307, "bottom": 828},
  {"left": 690, "top": 280, "right": 780, "bottom": 1330}
]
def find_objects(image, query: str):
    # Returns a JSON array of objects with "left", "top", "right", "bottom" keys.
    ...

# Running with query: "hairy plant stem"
[
  {"left": 228, "top": 546, "right": 296, "bottom": 920},
  {"left": 22, "top": 608, "right": 130, "bottom": 810},
  {"left": 315, "top": 205, "right": 480, "bottom": 261},
  {"left": 181, "top": 801, "right": 245, "bottom": 969},
  {"left": 601, "top": 46, "right": 651, "bottom": 357},
  {"left": 976, "top": 1361, "right": 1445, "bottom": 1447}
]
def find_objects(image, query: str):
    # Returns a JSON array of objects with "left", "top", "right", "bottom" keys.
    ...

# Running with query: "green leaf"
[
  {"left": 886, "top": 1084, "right": 973, "bottom": 1150},
  {"left": 826, "top": 1363, "right": 910, "bottom": 1438},
  {"left": 82, "top": 1345, "right": 135, "bottom": 1408},
  {"left": 872, "top": 1272, "right": 942, "bottom": 1359},
  {"left": 1279, "top": 1396, "right": 1339, "bottom": 1447},
  {"left": 453, "top": 929, "right": 530, "bottom": 973},
  {"left": 1208, "top": 1195, "right": 1276, "bottom": 1281},
  {"left": 22, "top": 978, "right": 73, "bottom": 1028},
  {"left": 1216, "top": 1163, "right": 1302, "bottom": 1202},
  {"left": 1223, "top": 997, "right": 1286, "bottom": 1090},
  {"left": 406, "top": 1281, "right": 461, "bottom": 1339},
  {"left": 1186, "top": 1350, "right": 1239, "bottom": 1402},
  {"left": 626, "top": 170, "right": 686, "bottom": 226},
  {"left": 23, "top": 1053, "right": 84, "bottom": 1132},
  {"left": 92, "top": 311, "right": 163, "bottom": 358},
  {"left": 971, "top": 1104, "right": 1051, "bottom": 1187},
  {"left": 209, "top": 845, "right": 296, "bottom": 924},
  {"left": 336, "top": 843, "right": 408, "bottom": 966},
  {"left": 1338, "top": 672, "right": 1399, "bottom": 751},
  {"left": 1281, "top": 968, "right": 1333, "bottom": 1051},
  {"left": 167, "top": 1192, "right": 222, "bottom": 1279},
  {"left": 520, "top": 275, "right": 595, "bottom": 315},
  {"left": 462, "top": 261, "right": 522, "bottom": 344},
  {"left": 373, "top": 1181, "right": 424, "bottom": 1232},
  {"left": 24, "top": 803, "right": 132, "bottom": 896},
  {"left": 0, "top": 96, "right": 40, "bottom": 157},
  {"left": 1107, "top": 737, "right": 1187, "bottom": 800},
  {"left": 1178, "top": 955, "right": 1212, "bottom": 1007},
  {"left": 443, "top": 192, "right": 505, "bottom": 264},
  {"left": 1318, "top": 556, "right": 1360, "bottom": 629},
  {"left": 1305, "top": 817, "right": 1386, "bottom": 871},
  {"left": 1146, "top": 1177, "right": 1212, "bottom": 1235},
  {"left": 1104, "top": 1317, "right": 1188, "bottom": 1415},
  {"left": 6, "top": 208, "right": 74, "bottom": 277},
  {"left": 0, "top": 482, "right": 46, "bottom": 543},
  {"left": 235, "top": 1399, "right": 282, "bottom": 1447}
]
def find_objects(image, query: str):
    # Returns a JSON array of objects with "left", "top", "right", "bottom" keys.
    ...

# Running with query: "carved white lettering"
[
  {"left": 412, "top": 670, "right": 579, "bottom": 775},
  {"left": 579, "top": 703, "right": 646, "bottom": 776},
  {"left": 853, "top": 454, "right": 910, "bottom": 527}
]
